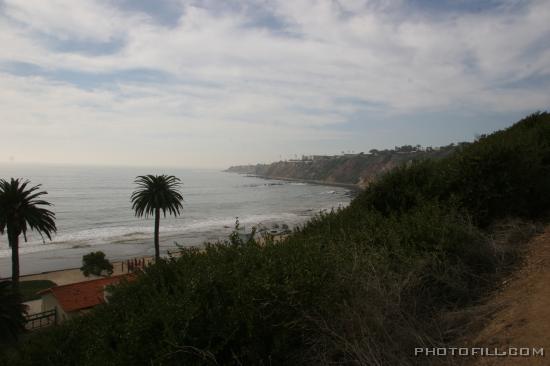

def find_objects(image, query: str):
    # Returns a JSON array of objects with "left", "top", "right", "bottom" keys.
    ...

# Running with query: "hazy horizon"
[
  {"left": 0, "top": 127, "right": 490, "bottom": 170},
  {"left": 0, "top": 160, "right": 226, "bottom": 171},
  {"left": 1, "top": 0, "right": 549, "bottom": 168}
]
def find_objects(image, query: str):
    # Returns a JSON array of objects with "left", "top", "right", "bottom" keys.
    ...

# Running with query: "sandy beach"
[
  {"left": 0, "top": 233, "right": 208, "bottom": 278},
  {"left": 0, "top": 242, "right": 155, "bottom": 278},
  {"left": 19, "top": 260, "right": 135, "bottom": 286},
  {"left": 4, "top": 232, "right": 286, "bottom": 285}
]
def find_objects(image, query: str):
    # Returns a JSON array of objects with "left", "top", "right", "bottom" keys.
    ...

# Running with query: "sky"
[{"left": 0, "top": 0, "right": 549, "bottom": 168}]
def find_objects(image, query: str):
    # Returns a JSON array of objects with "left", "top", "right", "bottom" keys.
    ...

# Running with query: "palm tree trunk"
[
  {"left": 8, "top": 230, "right": 20, "bottom": 291},
  {"left": 154, "top": 207, "right": 160, "bottom": 261}
]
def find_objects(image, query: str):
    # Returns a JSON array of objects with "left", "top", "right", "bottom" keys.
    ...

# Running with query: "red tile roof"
[{"left": 38, "top": 274, "right": 134, "bottom": 313}]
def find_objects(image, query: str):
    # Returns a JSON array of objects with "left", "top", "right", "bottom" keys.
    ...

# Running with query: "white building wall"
[{"left": 41, "top": 293, "right": 70, "bottom": 324}]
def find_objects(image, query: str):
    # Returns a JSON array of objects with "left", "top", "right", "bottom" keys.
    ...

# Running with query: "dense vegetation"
[{"left": 2, "top": 113, "right": 549, "bottom": 365}]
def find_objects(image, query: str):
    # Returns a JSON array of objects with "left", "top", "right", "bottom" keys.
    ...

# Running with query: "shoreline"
[
  {"left": 0, "top": 231, "right": 288, "bottom": 281},
  {"left": 0, "top": 174, "right": 353, "bottom": 280},
  {"left": 3, "top": 251, "right": 179, "bottom": 285},
  {"left": 8, "top": 233, "right": 288, "bottom": 285},
  {"left": 244, "top": 174, "right": 363, "bottom": 192}
]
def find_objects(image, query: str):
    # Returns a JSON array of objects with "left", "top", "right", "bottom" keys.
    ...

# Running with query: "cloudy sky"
[{"left": 0, "top": 0, "right": 549, "bottom": 168}]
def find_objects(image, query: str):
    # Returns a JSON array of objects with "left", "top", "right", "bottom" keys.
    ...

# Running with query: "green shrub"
[
  {"left": 353, "top": 112, "right": 550, "bottom": 226},
  {"left": 447, "top": 113, "right": 550, "bottom": 225},
  {"left": 80, "top": 251, "right": 113, "bottom": 277}
]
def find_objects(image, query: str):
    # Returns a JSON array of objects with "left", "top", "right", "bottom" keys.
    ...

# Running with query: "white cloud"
[
  {"left": 0, "top": 0, "right": 549, "bottom": 166},
  {"left": 2, "top": 0, "right": 145, "bottom": 42}
]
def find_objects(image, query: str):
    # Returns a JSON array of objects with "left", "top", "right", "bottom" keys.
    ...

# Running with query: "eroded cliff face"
[{"left": 226, "top": 147, "right": 458, "bottom": 188}]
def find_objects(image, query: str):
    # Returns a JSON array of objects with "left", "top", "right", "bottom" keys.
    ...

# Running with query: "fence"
[
  {"left": 123, "top": 257, "right": 153, "bottom": 272},
  {"left": 25, "top": 308, "right": 56, "bottom": 330}
]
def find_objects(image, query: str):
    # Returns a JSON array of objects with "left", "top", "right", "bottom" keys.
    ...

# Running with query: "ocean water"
[{"left": 0, "top": 164, "right": 351, "bottom": 276}]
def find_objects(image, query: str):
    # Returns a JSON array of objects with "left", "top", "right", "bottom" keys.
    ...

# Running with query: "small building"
[
  {"left": 311, "top": 155, "right": 331, "bottom": 160},
  {"left": 38, "top": 274, "right": 133, "bottom": 324}
]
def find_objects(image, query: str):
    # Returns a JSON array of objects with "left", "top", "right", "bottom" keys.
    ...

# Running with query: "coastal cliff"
[{"left": 226, "top": 144, "right": 459, "bottom": 188}]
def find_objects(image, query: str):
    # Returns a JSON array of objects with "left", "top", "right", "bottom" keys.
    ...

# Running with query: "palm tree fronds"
[
  {"left": 131, "top": 175, "right": 183, "bottom": 218},
  {"left": 0, "top": 178, "right": 57, "bottom": 288}
]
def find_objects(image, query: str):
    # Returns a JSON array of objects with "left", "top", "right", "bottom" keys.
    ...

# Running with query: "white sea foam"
[{"left": 0, "top": 212, "right": 305, "bottom": 258}]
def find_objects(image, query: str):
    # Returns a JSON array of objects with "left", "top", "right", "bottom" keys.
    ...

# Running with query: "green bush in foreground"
[
  {"left": 2, "top": 112, "right": 549, "bottom": 365},
  {"left": 356, "top": 112, "right": 550, "bottom": 226},
  {"left": 4, "top": 204, "right": 488, "bottom": 365}
]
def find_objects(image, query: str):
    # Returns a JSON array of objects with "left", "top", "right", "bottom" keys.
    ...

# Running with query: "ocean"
[{"left": 0, "top": 164, "right": 351, "bottom": 277}]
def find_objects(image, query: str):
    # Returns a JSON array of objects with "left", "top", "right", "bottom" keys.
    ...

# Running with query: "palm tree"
[
  {"left": 0, "top": 178, "right": 56, "bottom": 290},
  {"left": 131, "top": 175, "right": 183, "bottom": 261}
]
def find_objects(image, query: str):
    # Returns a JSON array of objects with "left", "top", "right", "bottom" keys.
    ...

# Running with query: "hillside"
[
  {"left": 2, "top": 112, "right": 549, "bottom": 366},
  {"left": 226, "top": 145, "right": 458, "bottom": 188}
]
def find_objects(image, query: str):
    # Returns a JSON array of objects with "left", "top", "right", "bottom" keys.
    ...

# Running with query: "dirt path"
[{"left": 466, "top": 226, "right": 550, "bottom": 365}]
